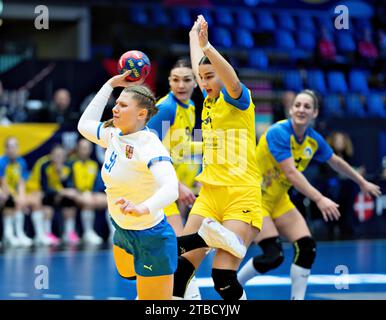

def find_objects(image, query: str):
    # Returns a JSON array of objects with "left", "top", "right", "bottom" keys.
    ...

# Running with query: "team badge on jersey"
[{"left": 125, "top": 145, "right": 134, "bottom": 159}]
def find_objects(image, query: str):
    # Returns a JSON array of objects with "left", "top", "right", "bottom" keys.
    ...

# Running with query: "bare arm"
[
  {"left": 194, "top": 15, "right": 242, "bottom": 99},
  {"left": 189, "top": 20, "right": 205, "bottom": 91},
  {"left": 279, "top": 157, "right": 340, "bottom": 221},
  {"left": 327, "top": 154, "right": 381, "bottom": 197}
]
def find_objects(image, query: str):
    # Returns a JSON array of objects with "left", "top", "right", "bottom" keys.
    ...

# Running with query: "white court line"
[
  {"left": 42, "top": 294, "right": 62, "bottom": 299},
  {"left": 9, "top": 292, "right": 29, "bottom": 298},
  {"left": 106, "top": 297, "right": 126, "bottom": 300},
  {"left": 195, "top": 274, "right": 386, "bottom": 287},
  {"left": 74, "top": 295, "right": 94, "bottom": 300}
]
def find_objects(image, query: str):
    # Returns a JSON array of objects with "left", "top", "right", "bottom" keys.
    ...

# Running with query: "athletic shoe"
[
  {"left": 34, "top": 235, "right": 51, "bottom": 246},
  {"left": 46, "top": 233, "right": 60, "bottom": 246},
  {"left": 63, "top": 231, "right": 80, "bottom": 245},
  {"left": 17, "top": 234, "right": 33, "bottom": 247},
  {"left": 198, "top": 218, "right": 247, "bottom": 259},
  {"left": 3, "top": 235, "right": 21, "bottom": 248},
  {"left": 83, "top": 230, "right": 103, "bottom": 245}
]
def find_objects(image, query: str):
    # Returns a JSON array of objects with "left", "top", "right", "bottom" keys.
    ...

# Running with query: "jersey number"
[{"left": 104, "top": 151, "right": 117, "bottom": 173}]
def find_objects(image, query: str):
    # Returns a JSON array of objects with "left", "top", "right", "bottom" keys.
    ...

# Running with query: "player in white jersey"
[{"left": 77, "top": 70, "right": 179, "bottom": 300}]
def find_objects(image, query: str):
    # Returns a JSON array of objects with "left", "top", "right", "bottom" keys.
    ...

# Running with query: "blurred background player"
[
  {"left": 0, "top": 137, "right": 33, "bottom": 247},
  {"left": 40, "top": 144, "right": 80, "bottom": 245},
  {"left": 69, "top": 138, "right": 106, "bottom": 245},
  {"left": 237, "top": 90, "right": 381, "bottom": 299},
  {"left": 173, "top": 16, "right": 263, "bottom": 300}
]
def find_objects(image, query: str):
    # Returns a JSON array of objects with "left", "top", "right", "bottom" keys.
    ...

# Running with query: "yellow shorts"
[
  {"left": 190, "top": 183, "right": 263, "bottom": 230},
  {"left": 164, "top": 202, "right": 180, "bottom": 217},
  {"left": 262, "top": 192, "right": 295, "bottom": 220}
]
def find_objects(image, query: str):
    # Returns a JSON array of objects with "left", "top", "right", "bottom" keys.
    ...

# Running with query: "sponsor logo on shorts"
[{"left": 143, "top": 264, "right": 153, "bottom": 271}]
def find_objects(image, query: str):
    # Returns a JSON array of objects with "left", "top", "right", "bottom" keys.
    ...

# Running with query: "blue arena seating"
[
  {"left": 307, "top": 70, "right": 326, "bottom": 94},
  {"left": 256, "top": 12, "right": 276, "bottom": 31},
  {"left": 276, "top": 30, "right": 295, "bottom": 49},
  {"left": 323, "top": 94, "right": 344, "bottom": 117},
  {"left": 150, "top": 5, "right": 170, "bottom": 26},
  {"left": 367, "top": 94, "right": 386, "bottom": 118},
  {"left": 284, "top": 70, "right": 303, "bottom": 91},
  {"left": 211, "top": 26, "right": 233, "bottom": 48},
  {"left": 248, "top": 49, "right": 268, "bottom": 69},
  {"left": 345, "top": 94, "right": 366, "bottom": 117},
  {"left": 297, "top": 30, "right": 316, "bottom": 50},
  {"left": 349, "top": 70, "right": 369, "bottom": 93},
  {"left": 235, "top": 8, "right": 256, "bottom": 30},
  {"left": 170, "top": 7, "right": 191, "bottom": 28},
  {"left": 235, "top": 28, "right": 254, "bottom": 48},
  {"left": 129, "top": 6, "right": 148, "bottom": 25},
  {"left": 327, "top": 71, "right": 348, "bottom": 93},
  {"left": 336, "top": 31, "right": 356, "bottom": 54},
  {"left": 297, "top": 15, "right": 315, "bottom": 32},
  {"left": 214, "top": 7, "right": 234, "bottom": 27},
  {"left": 277, "top": 13, "right": 296, "bottom": 31}
]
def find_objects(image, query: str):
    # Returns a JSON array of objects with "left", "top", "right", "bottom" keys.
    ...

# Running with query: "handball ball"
[{"left": 117, "top": 50, "right": 151, "bottom": 81}]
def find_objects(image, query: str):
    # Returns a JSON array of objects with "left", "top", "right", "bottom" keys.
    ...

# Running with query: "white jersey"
[{"left": 96, "top": 124, "right": 172, "bottom": 230}]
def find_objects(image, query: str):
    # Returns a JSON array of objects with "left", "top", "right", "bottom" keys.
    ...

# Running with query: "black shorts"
[
  {"left": 43, "top": 194, "right": 76, "bottom": 208},
  {"left": 4, "top": 195, "right": 15, "bottom": 208}
]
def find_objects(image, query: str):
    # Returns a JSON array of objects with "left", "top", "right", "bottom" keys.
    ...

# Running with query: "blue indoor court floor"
[{"left": 1, "top": 239, "right": 385, "bottom": 300}]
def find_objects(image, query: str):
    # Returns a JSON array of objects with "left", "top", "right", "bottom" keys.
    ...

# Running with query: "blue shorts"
[{"left": 112, "top": 217, "right": 178, "bottom": 277}]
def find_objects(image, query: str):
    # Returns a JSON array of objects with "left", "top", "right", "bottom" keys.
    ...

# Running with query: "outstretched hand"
[
  {"left": 197, "top": 15, "right": 209, "bottom": 49},
  {"left": 316, "top": 196, "right": 341, "bottom": 222},
  {"left": 108, "top": 70, "right": 145, "bottom": 88},
  {"left": 360, "top": 180, "right": 382, "bottom": 197}
]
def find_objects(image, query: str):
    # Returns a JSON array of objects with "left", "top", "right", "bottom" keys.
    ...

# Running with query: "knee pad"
[
  {"left": 173, "top": 256, "right": 196, "bottom": 298},
  {"left": 293, "top": 236, "right": 316, "bottom": 269},
  {"left": 253, "top": 237, "right": 284, "bottom": 274},
  {"left": 212, "top": 269, "right": 243, "bottom": 300}
]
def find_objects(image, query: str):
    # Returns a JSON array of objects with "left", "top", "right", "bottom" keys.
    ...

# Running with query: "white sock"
[
  {"left": 237, "top": 258, "right": 259, "bottom": 286},
  {"left": 239, "top": 290, "right": 247, "bottom": 300},
  {"left": 44, "top": 219, "right": 52, "bottom": 234},
  {"left": 31, "top": 210, "right": 45, "bottom": 238},
  {"left": 3, "top": 215, "right": 15, "bottom": 238},
  {"left": 64, "top": 217, "right": 75, "bottom": 235},
  {"left": 15, "top": 211, "right": 26, "bottom": 237},
  {"left": 290, "top": 263, "right": 310, "bottom": 300},
  {"left": 184, "top": 276, "right": 201, "bottom": 300},
  {"left": 81, "top": 209, "right": 95, "bottom": 234}
]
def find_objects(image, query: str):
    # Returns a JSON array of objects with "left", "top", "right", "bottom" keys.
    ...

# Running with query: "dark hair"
[
  {"left": 298, "top": 89, "right": 319, "bottom": 110},
  {"left": 104, "top": 85, "right": 158, "bottom": 128},
  {"left": 198, "top": 54, "right": 239, "bottom": 76},
  {"left": 172, "top": 58, "right": 192, "bottom": 70}
]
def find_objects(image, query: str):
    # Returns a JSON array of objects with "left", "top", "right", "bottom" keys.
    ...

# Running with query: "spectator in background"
[
  {"left": 272, "top": 90, "right": 295, "bottom": 123},
  {"left": 46, "top": 89, "right": 78, "bottom": 126},
  {"left": 317, "top": 27, "right": 337, "bottom": 61},
  {"left": 358, "top": 28, "right": 379, "bottom": 60}
]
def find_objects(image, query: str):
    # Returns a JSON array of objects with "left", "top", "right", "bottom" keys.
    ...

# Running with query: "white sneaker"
[
  {"left": 3, "top": 235, "right": 21, "bottom": 248},
  {"left": 17, "top": 234, "right": 33, "bottom": 247},
  {"left": 83, "top": 230, "right": 103, "bottom": 245},
  {"left": 198, "top": 218, "right": 247, "bottom": 259},
  {"left": 34, "top": 235, "right": 51, "bottom": 246}
]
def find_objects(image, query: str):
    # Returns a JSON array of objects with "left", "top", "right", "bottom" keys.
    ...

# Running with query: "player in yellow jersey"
[
  {"left": 0, "top": 137, "right": 33, "bottom": 247},
  {"left": 70, "top": 138, "right": 106, "bottom": 245},
  {"left": 238, "top": 90, "right": 381, "bottom": 299},
  {"left": 173, "top": 15, "right": 263, "bottom": 300},
  {"left": 148, "top": 58, "right": 198, "bottom": 236}
]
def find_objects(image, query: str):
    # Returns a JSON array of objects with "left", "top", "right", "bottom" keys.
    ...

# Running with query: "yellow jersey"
[
  {"left": 257, "top": 119, "right": 333, "bottom": 200},
  {"left": 197, "top": 84, "right": 259, "bottom": 186}
]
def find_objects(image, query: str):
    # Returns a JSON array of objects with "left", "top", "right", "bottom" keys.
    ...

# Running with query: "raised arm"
[
  {"left": 327, "top": 154, "right": 381, "bottom": 197},
  {"left": 189, "top": 19, "right": 205, "bottom": 91},
  {"left": 195, "top": 15, "right": 242, "bottom": 99},
  {"left": 77, "top": 70, "right": 142, "bottom": 145},
  {"left": 279, "top": 157, "right": 340, "bottom": 222}
]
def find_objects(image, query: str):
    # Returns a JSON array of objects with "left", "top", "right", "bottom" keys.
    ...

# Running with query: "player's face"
[
  {"left": 77, "top": 139, "right": 92, "bottom": 160},
  {"left": 5, "top": 138, "right": 19, "bottom": 160},
  {"left": 113, "top": 92, "right": 147, "bottom": 134},
  {"left": 169, "top": 67, "right": 196, "bottom": 102},
  {"left": 289, "top": 93, "right": 318, "bottom": 127},
  {"left": 51, "top": 147, "right": 66, "bottom": 166},
  {"left": 198, "top": 64, "right": 223, "bottom": 99}
]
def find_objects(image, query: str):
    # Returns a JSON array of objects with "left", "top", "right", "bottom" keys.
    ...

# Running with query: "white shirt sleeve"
[
  {"left": 141, "top": 160, "right": 179, "bottom": 216},
  {"left": 77, "top": 82, "right": 114, "bottom": 148}
]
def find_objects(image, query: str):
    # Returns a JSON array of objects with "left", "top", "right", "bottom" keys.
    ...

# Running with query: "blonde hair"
[{"left": 103, "top": 85, "right": 158, "bottom": 128}]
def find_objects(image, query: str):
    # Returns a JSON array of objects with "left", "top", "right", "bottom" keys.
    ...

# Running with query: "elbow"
[
  {"left": 284, "top": 168, "right": 298, "bottom": 184},
  {"left": 171, "top": 180, "right": 179, "bottom": 203}
]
